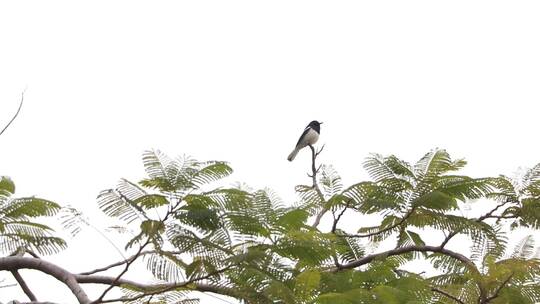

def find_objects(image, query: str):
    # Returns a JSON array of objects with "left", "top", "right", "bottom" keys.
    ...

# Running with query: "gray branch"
[
  {"left": 11, "top": 270, "right": 37, "bottom": 301},
  {"left": 333, "top": 244, "right": 477, "bottom": 272},
  {"left": 0, "top": 90, "right": 25, "bottom": 137},
  {"left": 309, "top": 144, "right": 328, "bottom": 228},
  {"left": 0, "top": 256, "right": 91, "bottom": 304}
]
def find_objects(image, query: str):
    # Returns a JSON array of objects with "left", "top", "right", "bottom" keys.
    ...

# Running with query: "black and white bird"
[{"left": 287, "top": 120, "right": 322, "bottom": 161}]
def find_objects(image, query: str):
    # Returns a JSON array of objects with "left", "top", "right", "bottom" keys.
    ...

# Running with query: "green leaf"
[
  {"left": 191, "top": 162, "right": 233, "bottom": 187},
  {"left": 97, "top": 189, "right": 144, "bottom": 224},
  {"left": 134, "top": 194, "right": 169, "bottom": 209},
  {"left": 413, "top": 190, "right": 457, "bottom": 210},
  {"left": 320, "top": 165, "right": 343, "bottom": 197},
  {"left": 176, "top": 197, "right": 220, "bottom": 231},
  {"left": 0, "top": 176, "right": 15, "bottom": 194},
  {"left": 415, "top": 149, "right": 466, "bottom": 179},
  {"left": 274, "top": 230, "right": 334, "bottom": 266},
  {"left": 406, "top": 230, "right": 425, "bottom": 246},
  {"left": 140, "top": 220, "right": 165, "bottom": 237},
  {"left": 2, "top": 198, "right": 61, "bottom": 218},
  {"left": 276, "top": 209, "right": 309, "bottom": 230},
  {"left": 185, "top": 258, "right": 203, "bottom": 278},
  {"left": 296, "top": 269, "right": 320, "bottom": 294}
]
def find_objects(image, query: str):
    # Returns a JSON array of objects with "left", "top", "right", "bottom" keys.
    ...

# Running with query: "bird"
[{"left": 287, "top": 120, "right": 322, "bottom": 161}]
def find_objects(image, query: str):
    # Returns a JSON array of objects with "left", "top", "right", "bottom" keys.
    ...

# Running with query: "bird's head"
[{"left": 308, "top": 120, "right": 323, "bottom": 128}]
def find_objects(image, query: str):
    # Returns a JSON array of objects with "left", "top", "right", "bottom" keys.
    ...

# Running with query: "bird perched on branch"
[{"left": 287, "top": 120, "right": 322, "bottom": 161}]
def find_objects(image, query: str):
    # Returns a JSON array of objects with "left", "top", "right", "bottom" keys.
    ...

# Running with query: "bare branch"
[
  {"left": 0, "top": 256, "right": 91, "bottom": 304},
  {"left": 24, "top": 250, "right": 40, "bottom": 259},
  {"left": 11, "top": 270, "right": 38, "bottom": 301},
  {"left": 309, "top": 145, "right": 329, "bottom": 228},
  {"left": 331, "top": 201, "right": 350, "bottom": 233},
  {"left": 0, "top": 255, "right": 242, "bottom": 304},
  {"left": 78, "top": 251, "right": 141, "bottom": 276},
  {"left": 340, "top": 207, "right": 417, "bottom": 238},
  {"left": 441, "top": 200, "right": 515, "bottom": 248},
  {"left": 333, "top": 244, "right": 478, "bottom": 274},
  {"left": 0, "top": 283, "right": 17, "bottom": 289},
  {"left": 91, "top": 239, "right": 150, "bottom": 303},
  {"left": 477, "top": 200, "right": 513, "bottom": 222},
  {"left": 90, "top": 264, "right": 235, "bottom": 303},
  {"left": 0, "top": 90, "right": 25, "bottom": 137},
  {"left": 432, "top": 287, "right": 465, "bottom": 304},
  {"left": 315, "top": 144, "right": 325, "bottom": 156},
  {"left": 19, "top": 302, "right": 60, "bottom": 304}
]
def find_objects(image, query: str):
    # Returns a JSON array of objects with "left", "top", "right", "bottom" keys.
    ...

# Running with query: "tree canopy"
[{"left": 2, "top": 147, "right": 540, "bottom": 304}]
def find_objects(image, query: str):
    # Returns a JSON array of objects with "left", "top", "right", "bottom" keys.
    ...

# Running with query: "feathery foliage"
[
  {"left": 0, "top": 176, "right": 65, "bottom": 256},
  {"left": 5, "top": 148, "right": 540, "bottom": 304}
]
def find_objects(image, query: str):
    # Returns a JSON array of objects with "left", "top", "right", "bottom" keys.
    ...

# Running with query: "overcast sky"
[{"left": 1, "top": 1, "right": 540, "bottom": 303}]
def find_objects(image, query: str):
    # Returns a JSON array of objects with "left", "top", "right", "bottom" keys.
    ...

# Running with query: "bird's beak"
[{"left": 320, "top": 122, "right": 323, "bottom": 124}]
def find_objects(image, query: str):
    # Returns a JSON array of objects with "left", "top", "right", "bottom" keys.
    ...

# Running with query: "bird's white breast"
[{"left": 300, "top": 128, "right": 319, "bottom": 147}]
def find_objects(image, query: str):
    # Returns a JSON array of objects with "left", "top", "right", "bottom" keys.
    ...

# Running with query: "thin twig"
[
  {"left": 334, "top": 244, "right": 478, "bottom": 273},
  {"left": 91, "top": 239, "right": 150, "bottom": 303},
  {"left": 79, "top": 250, "right": 184, "bottom": 276},
  {"left": 309, "top": 145, "right": 328, "bottom": 228},
  {"left": 0, "top": 90, "right": 25, "bottom": 137},
  {"left": 18, "top": 302, "right": 59, "bottom": 304},
  {"left": 432, "top": 287, "right": 465, "bottom": 304},
  {"left": 0, "top": 283, "right": 17, "bottom": 289},
  {"left": 331, "top": 202, "right": 350, "bottom": 233},
  {"left": 96, "top": 264, "right": 234, "bottom": 303},
  {"left": 76, "top": 274, "right": 243, "bottom": 301},
  {"left": 483, "top": 273, "right": 513, "bottom": 303},
  {"left": 341, "top": 207, "right": 417, "bottom": 238},
  {"left": 92, "top": 199, "right": 183, "bottom": 303},
  {"left": 24, "top": 250, "right": 40, "bottom": 259},
  {"left": 477, "top": 200, "right": 513, "bottom": 222},
  {"left": 79, "top": 253, "right": 139, "bottom": 276},
  {"left": 441, "top": 200, "right": 515, "bottom": 248}
]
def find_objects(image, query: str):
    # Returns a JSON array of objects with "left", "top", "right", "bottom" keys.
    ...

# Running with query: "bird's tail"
[{"left": 287, "top": 147, "right": 300, "bottom": 161}]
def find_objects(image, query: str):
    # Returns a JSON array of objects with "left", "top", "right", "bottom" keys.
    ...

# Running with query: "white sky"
[{"left": 1, "top": 1, "right": 540, "bottom": 303}]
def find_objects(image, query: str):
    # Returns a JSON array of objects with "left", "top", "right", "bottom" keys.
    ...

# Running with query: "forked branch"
[{"left": 309, "top": 144, "right": 329, "bottom": 228}]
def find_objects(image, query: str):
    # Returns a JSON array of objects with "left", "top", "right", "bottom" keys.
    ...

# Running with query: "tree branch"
[
  {"left": 483, "top": 273, "right": 513, "bottom": 303},
  {"left": 78, "top": 250, "right": 148, "bottom": 276},
  {"left": 0, "top": 90, "right": 25, "bottom": 137},
  {"left": 0, "top": 283, "right": 17, "bottom": 289},
  {"left": 331, "top": 202, "right": 350, "bottom": 233},
  {"left": 441, "top": 200, "right": 515, "bottom": 249},
  {"left": 91, "top": 239, "right": 150, "bottom": 303},
  {"left": 79, "top": 249, "right": 185, "bottom": 276},
  {"left": 341, "top": 207, "right": 417, "bottom": 238},
  {"left": 75, "top": 266, "right": 245, "bottom": 303},
  {"left": 11, "top": 270, "right": 37, "bottom": 301},
  {"left": 432, "top": 287, "right": 465, "bottom": 304},
  {"left": 0, "top": 255, "right": 244, "bottom": 304},
  {"left": 14, "top": 301, "right": 57, "bottom": 304},
  {"left": 477, "top": 200, "right": 513, "bottom": 222},
  {"left": 333, "top": 244, "right": 478, "bottom": 274},
  {"left": 0, "top": 256, "right": 91, "bottom": 304},
  {"left": 88, "top": 264, "right": 235, "bottom": 303},
  {"left": 309, "top": 145, "right": 328, "bottom": 228}
]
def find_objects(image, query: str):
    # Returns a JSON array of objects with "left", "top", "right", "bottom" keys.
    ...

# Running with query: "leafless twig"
[
  {"left": 12, "top": 270, "right": 38, "bottom": 301},
  {"left": 91, "top": 239, "right": 150, "bottom": 303},
  {"left": 431, "top": 287, "right": 465, "bottom": 304},
  {"left": 309, "top": 145, "right": 329, "bottom": 228},
  {"left": 0, "top": 90, "right": 25, "bottom": 137},
  {"left": 95, "top": 264, "right": 235, "bottom": 303}
]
